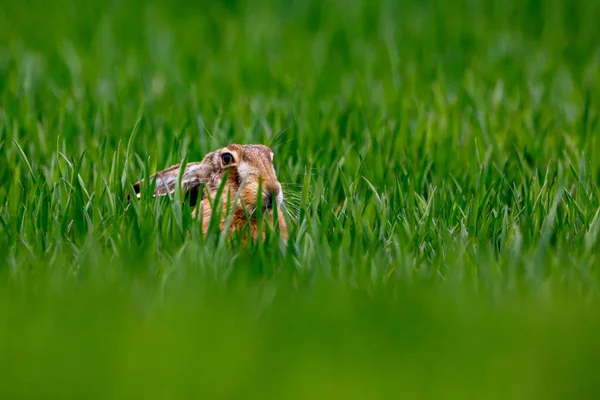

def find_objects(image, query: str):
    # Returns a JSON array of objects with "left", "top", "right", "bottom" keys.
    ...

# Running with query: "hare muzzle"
[{"left": 261, "top": 181, "right": 283, "bottom": 211}]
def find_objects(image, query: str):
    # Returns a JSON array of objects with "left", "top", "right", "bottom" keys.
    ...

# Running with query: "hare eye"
[{"left": 221, "top": 152, "right": 234, "bottom": 165}]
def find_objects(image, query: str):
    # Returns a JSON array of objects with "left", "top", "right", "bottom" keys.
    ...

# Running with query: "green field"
[{"left": 2, "top": 0, "right": 600, "bottom": 398}]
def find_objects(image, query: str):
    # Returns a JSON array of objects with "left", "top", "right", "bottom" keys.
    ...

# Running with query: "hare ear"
[{"left": 132, "top": 162, "right": 212, "bottom": 207}]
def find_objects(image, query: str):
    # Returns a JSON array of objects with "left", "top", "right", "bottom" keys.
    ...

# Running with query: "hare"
[{"left": 131, "top": 144, "right": 289, "bottom": 242}]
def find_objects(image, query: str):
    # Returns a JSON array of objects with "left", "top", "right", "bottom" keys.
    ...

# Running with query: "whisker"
[
  {"left": 283, "top": 191, "right": 312, "bottom": 202},
  {"left": 283, "top": 206, "right": 299, "bottom": 221}
]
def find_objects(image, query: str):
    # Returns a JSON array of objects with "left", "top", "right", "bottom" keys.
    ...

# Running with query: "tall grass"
[{"left": 1, "top": 0, "right": 600, "bottom": 397}]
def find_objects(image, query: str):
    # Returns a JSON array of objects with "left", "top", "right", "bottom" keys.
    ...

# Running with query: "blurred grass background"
[{"left": 1, "top": 0, "right": 600, "bottom": 398}]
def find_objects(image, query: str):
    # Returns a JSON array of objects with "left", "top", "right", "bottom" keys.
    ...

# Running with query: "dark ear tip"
[
  {"left": 132, "top": 182, "right": 141, "bottom": 194},
  {"left": 126, "top": 182, "right": 142, "bottom": 204}
]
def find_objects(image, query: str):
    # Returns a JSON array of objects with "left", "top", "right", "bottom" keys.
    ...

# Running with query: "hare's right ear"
[{"left": 131, "top": 162, "right": 212, "bottom": 207}]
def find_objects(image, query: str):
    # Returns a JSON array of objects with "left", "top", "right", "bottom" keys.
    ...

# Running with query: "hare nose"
[
  {"left": 263, "top": 188, "right": 277, "bottom": 209},
  {"left": 262, "top": 184, "right": 279, "bottom": 209},
  {"left": 264, "top": 192, "right": 273, "bottom": 209}
]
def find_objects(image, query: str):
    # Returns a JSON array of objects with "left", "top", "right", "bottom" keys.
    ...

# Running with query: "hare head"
[{"left": 132, "top": 144, "right": 288, "bottom": 241}]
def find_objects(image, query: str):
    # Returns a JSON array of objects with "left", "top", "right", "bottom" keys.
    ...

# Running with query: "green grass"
[{"left": 2, "top": 0, "right": 600, "bottom": 397}]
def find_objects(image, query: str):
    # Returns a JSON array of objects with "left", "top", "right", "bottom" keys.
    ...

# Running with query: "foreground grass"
[{"left": 1, "top": 0, "right": 600, "bottom": 397}]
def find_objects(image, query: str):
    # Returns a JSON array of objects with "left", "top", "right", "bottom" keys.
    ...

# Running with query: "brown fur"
[{"left": 132, "top": 144, "right": 289, "bottom": 242}]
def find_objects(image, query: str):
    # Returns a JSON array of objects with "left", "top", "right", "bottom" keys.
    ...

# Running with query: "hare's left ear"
[{"left": 130, "top": 162, "right": 212, "bottom": 207}]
